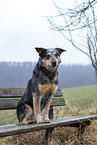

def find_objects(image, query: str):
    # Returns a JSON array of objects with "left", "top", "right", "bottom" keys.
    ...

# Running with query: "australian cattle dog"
[{"left": 17, "top": 47, "right": 65, "bottom": 124}]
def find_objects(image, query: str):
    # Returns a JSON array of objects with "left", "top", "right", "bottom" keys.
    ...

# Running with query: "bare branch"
[{"left": 46, "top": 0, "right": 97, "bottom": 73}]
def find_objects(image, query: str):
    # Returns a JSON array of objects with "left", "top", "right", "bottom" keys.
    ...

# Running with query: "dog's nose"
[{"left": 52, "top": 59, "right": 56, "bottom": 67}]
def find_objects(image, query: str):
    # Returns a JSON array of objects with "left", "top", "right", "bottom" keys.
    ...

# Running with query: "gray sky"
[{"left": 0, "top": 0, "right": 91, "bottom": 64}]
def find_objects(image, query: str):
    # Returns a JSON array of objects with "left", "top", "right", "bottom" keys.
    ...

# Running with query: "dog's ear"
[
  {"left": 35, "top": 47, "right": 46, "bottom": 56},
  {"left": 55, "top": 48, "right": 66, "bottom": 55}
]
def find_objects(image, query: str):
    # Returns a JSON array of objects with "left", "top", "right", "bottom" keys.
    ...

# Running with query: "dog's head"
[{"left": 35, "top": 47, "right": 66, "bottom": 73}]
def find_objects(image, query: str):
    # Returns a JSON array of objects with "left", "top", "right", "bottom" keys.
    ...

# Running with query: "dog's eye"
[
  {"left": 55, "top": 53, "right": 59, "bottom": 58},
  {"left": 46, "top": 54, "right": 51, "bottom": 60}
]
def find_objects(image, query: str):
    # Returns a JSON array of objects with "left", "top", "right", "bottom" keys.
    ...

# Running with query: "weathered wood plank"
[
  {"left": 51, "top": 97, "right": 66, "bottom": 106},
  {"left": 0, "top": 89, "right": 62, "bottom": 98},
  {"left": 0, "top": 115, "right": 97, "bottom": 137},
  {"left": 0, "top": 88, "right": 25, "bottom": 95},
  {"left": 0, "top": 97, "right": 66, "bottom": 110},
  {"left": 54, "top": 89, "right": 63, "bottom": 97},
  {"left": 0, "top": 99, "right": 18, "bottom": 110}
]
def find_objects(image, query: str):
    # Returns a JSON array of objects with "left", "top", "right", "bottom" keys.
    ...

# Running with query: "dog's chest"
[
  {"left": 38, "top": 75, "right": 58, "bottom": 96},
  {"left": 39, "top": 83, "right": 57, "bottom": 96}
]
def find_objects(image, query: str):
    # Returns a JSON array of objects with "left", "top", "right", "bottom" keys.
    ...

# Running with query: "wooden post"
[{"left": 49, "top": 106, "right": 53, "bottom": 120}]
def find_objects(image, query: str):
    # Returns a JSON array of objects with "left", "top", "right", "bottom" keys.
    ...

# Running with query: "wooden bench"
[{"left": 0, "top": 88, "right": 97, "bottom": 139}]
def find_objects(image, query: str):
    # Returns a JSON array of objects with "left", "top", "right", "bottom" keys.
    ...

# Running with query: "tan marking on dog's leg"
[
  {"left": 44, "top": 95, "right": 54, "bottom": 123},
  {"left": 21, "top": 104, "right": 33, "bottom": 125},
  {"left": 33, "top": 94, "right": 44, "bottom": 124},
  {"left": 44, "top": 85, "right": 58, "bottom": 123}
]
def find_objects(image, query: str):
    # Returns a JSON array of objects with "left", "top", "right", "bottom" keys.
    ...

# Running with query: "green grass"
[
  {"left": 53, "top": 85, "right": 97, "bottom": 118},
  {"left": 62, "top": 85, "right": 97, "bottom": 115},
  {"left": 62, "top": 85, "right": 97, "bottom": 108},
  {"left": 0, "top": 110, "right": 17, "bottom": 126}
]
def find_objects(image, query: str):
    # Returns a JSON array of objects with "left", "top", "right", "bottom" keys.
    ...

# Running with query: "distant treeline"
[{"left": 0, "top": 62, "right": 96, "bottom": 89}]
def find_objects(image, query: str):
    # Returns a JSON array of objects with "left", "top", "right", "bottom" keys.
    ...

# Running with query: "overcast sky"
[{"left": 0, "top": 0, "right": 91, "bottom": 65}]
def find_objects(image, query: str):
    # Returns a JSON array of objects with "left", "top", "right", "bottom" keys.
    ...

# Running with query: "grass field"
[
  {"left": 62, "top": 85, "right": 97, "bottom": 115},
  {"left": 0, "top": 85, "right": 97, "bottom": 144}
]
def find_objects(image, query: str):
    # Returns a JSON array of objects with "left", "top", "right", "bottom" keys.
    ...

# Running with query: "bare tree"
[{"left": 46, "top": 0, "right": 97, "bottom": 79}]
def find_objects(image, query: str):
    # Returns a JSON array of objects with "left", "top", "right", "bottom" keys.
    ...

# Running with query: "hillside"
[{"left": 62, "top": 85, "right": 97, "bottom": 111}]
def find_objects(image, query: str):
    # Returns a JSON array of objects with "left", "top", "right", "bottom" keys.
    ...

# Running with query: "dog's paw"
[
  {"left": 37, "top": 119, "right": 44, "bottom": 124},
  {"left": 44, "top": 119, "right": 50, "bottom": 123},
  {"left": 20, "top": 120, "right": 33, "bottom": 125}
]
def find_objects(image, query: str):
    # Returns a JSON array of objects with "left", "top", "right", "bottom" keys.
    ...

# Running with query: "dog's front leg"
[
  {"left": 33, "top": 94, "right": 44, "bottom": 124},
  {"left": 44, "top": 95, "right": 54, "bottom": 123}
]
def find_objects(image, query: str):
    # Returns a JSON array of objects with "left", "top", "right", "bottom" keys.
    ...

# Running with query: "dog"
[{"left": 17, "top": 47, "right": 65, "bottom": 124}]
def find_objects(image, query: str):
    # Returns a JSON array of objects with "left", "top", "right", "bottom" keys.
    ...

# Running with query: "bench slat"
[
  {"left": 0, "top": 88, "right": 25, "bottom": 96},
  {"left": 0, "top": 115, "right": 97, "bottom": 137},
  {"left": 0, "top": 99, "right": 18, "bottom": 110},
  {"left": 54, "top": 89, "right": 63, "bottom": 97},
  {"left": 0, "top": 88, "right": 63, "bottom": 98},
  {"left": 51, "top": 97, "right": 66, "bottom": 106},
  {"left": 0, "top": 97, "right": 66, "bottom": 110}
]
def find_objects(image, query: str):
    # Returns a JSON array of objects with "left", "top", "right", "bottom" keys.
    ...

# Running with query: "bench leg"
[
  {"left": 45, "top": 106, "right": 54, "bottom": 140},
  {"left": 45, "top": 128, "right": 54, "bottom": 140},
  {"left": 49, "top": 106, "right": 53, "bottom": 120},
  {"left": 78, "top": 120, "right": 91, "bottom": 136},
  {"left": 68, "top": 120, "right": 91, "bottom": 136}
]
